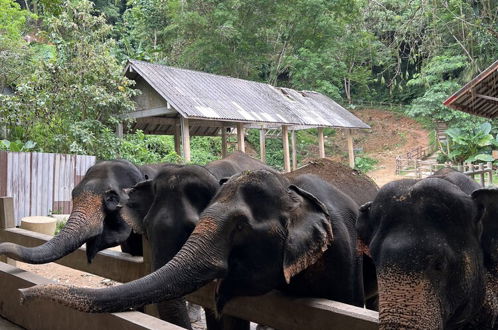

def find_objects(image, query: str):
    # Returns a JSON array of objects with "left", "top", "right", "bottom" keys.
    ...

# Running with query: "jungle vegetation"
[{"left": 1, "top": 0, "right": 497, "bottom": 168}]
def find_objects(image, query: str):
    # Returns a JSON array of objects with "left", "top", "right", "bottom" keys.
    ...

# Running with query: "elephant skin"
[
  {"left": 118, "top": 152, "right": 271, "bottom": 329},
  {"left": 19, "top": 170, "right": 365, "bottom": 322},
  {"left": 357, "top": 177, "right": 495, "bottom": 329},
  {"left": 0, "top": 159, "right": 158, "bottom": 264}
]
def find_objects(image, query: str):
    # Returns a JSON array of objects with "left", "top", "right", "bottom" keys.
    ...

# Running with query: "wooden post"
[
  {"left": 317, "top": 127, "right": 325, "bottom": 158},
  {"left": 180, "top": 117, "right": 191, "bottom": 162},
  {"left": 142, "top": 235, "right": 160, "bottom": 317},
  {"left": 259, "top": 128, "right": 266, "bottom": 163},
  {"left": 174, "top": 122, "right": 181, "bottom": 155},
  {"left": 457, "top": 164, "right": 463, "bottom": 172},
  {"left": 487, "top": 162, "right": 493, "bottom": 186},
  {"left": 0, "top": 197, "right": 16, "bottom": 266},
  {"left": 291, "top": 130, "right": 297, "bottom": 171},
  {"left": 346, "top": 129, "right": 355, "bottom": 168},
  {"left": 479, "top": 163, "right": 485, "bottom": 186},
  {"left": 237, "top": 123, "right": 245, "bottom": 153},
  {"left": 116, "top": 123, "right": 123, "bottom": 139},
  {"left": 221, "top": 127, "right": 228, "bottom": 158},
  {"left": 282, "top": 126, "right": 290, "bottom": 173}
]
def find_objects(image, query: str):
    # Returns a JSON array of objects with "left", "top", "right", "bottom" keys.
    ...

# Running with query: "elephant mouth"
[{"left": 214, "top": 278, "right": 227, "bottom": 314}]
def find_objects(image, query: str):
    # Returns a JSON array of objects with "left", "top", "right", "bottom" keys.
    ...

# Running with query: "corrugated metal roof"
[
  {"left": 444, "top": 60, "right": 498, "bottom": 118},
  {"left": 126, "top": 60, "right": 370, "bottom": 129}
]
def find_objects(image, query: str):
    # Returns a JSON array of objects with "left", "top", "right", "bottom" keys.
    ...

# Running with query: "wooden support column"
[
  {"left": 174, "top": 121, "right": 181, "bottom": 155},
  {"left": 347, "top": 129, "right": 355, "bottom": 168},
  {"left": 237, "top": 123, "right": 245, "bottom": 153},
  {"left": 259, "top": 128, "right": 267, "bottom": 163},
  {"left": 282, "top": 126, "right": 291, "bottom": 173},
  {"left": 116, "top": 123, "right": 123, "bottom": 139},
  {"left": 0, "top": 197, "right": 16, "bottom": 266},
  {"left": 291, "top": 130, "right": 297, "bottom": 171},
  {"left": 317, "top": 127, "right": 325, "bottom": 158},
  {"left": 180, "top": 117, "right": 191, "bottom": 162},
  {"left": 221, "top": 127, "right": 228, "bottom": 158}
]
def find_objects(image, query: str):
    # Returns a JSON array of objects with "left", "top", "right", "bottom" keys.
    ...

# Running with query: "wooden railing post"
[
  {"left": 142, "top": 235, "right": 160, "bottom": 317},
  {"left": 478, "top": 163, "right": 485, "bottom": 186},
  {"left": 0, "top": 197, "right": 16, "bottom": 266},
  {"left": 487, "top": 162, "right": 493, "bottom": 186}
]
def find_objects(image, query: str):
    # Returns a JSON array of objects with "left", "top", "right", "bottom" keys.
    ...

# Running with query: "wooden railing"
[
  {"left": 0, "top": 197, "right": 379, "bottom": 330},
  {"left": 395, "top": 160, "right": 493, "bottom": 185}
]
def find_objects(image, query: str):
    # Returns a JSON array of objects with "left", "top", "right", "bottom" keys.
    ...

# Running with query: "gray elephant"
[
  {"left": 0, "top": 159, "right": 156, "bottom": 263},
  {"left": 356, "top": 177, "right": 496, "bottom": 329},
  {"left": 119, "top": 151, "right": 271, "bottom": 329},
  {"left": 19, "top": 170, "right": 365, "bottom": 320}
]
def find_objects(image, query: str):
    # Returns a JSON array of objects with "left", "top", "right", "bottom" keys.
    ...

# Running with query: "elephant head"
[
  {"left": 357, "top": 178, "right": 486, "bottom": 329},
  {"left": 19, "top": 170, "right": 333, "bottom": 314},
  {"left": 120, "top": 164, "right": 220, "bottom": 267},
  {"left": 0, "top": 160, "right": 144, "bottom": 264}
]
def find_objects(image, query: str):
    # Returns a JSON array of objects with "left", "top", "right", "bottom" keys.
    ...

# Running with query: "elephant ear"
[
  {"left": 282, "top": 185, "right": 333, "bottom": 284},
  {"left": 471, "top": 187, "right": 498, "bottom": 228},
  {"left": 119, "top": 180, "right": 154, "bottom": 235},
  {"left": 356, "top": 201, "right": 374, "bottom": 249}
]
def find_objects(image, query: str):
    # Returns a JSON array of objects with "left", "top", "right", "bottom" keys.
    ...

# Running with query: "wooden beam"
[
  {"left": 136, "top": 117, "right": 229, "bottom": 128},
  {"left": 0, "top": 262, "right": 181, "bottom": 330},
  {"left": 0, "top": 228, "right": 146, "bottom": 282},
  {"left": 127, "top": 106, "right": 177, "bottom": 119},
  {"left": 187, "top": 282, "right": 378, "bottom": 330},
  {"left": 475, "top": 93, "right": 498, "bottom": 103},
  {"left": 0, "top": 197, "right": 15, "bottom": 266},
  {"left": 282, "top": 126, "right": 290, "bottom": 173},
  {"left": 317, "top": 127, "right": 325, "bottom": 158},
  {"left": 180, "top": 117, "right": 191, "bottom": 162},
  {"left": 221, "top": 128, "right": 228, "bottom": 158},
  {"left": 116, "top": 123, "right": 124, "bottom": 139},
  {"left": 259, "top": 128, "right": 267, "bottom": 163},
  {"left": 291, "top": 130, "right": 297, "bottom": 171},
  {"left": 347, "top": 129, "right": 355, "bottom": 168},
  {"left": 174, "top": 122, "right": 181, "bottom": 155},
  {"left": 237, "top": 123, "right": 245, "bottom": 153}
]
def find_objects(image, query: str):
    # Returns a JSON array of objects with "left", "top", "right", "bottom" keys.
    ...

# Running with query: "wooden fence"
[
  {"left": 0, "top": 197, "right": 379, "bottom": 330},
  {"left": 0, "top": 151, "right": 95, "bottom": 224},
  {"left": 395, "top": 159, "right": 494, "bottom": 185}
]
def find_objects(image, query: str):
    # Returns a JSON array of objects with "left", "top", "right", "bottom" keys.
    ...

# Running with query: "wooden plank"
[
  {"left": 174, "top": 122, "right": 181, "bottom": 155},
  {"left": 291, "top": 130, "right": 297, "bottom": 171},
  {"left": 0, "top": 151, "right": 7, "bottom": 196},
  {"left": 46, "top": 153, "right": 55, "bottom": 216},
  {"left": 127, "top": 107, "right": 177, "bottom": 119},
  {"left": 476, "top": 93, "right": 498, "bottom": 103},
  {"left": 259, "top": 129, "right": 266, "bottom": 163},
  {"left": 187, "top": 282, "right": 378, "bottom": 330},
  {"left": 221, "top": 127, "right": 228, "bottom": 158},
  {"left": 0, "top": 228, "right": 147, "bottom": 283},
  {"left": 0, "top": 197, "right": 15, "bottom": 266},
  {"left": 237, "top": 123, "right": 245, "bottom": 153},
  {"left": 347, "top": 129, "right": 355, "bottom": 168},
  {"left": 282, "top": 126, "right": 290, "bottom": 172},
  {"left": 180, "top": 117, "right": 191, "bottom": 162},
  {"left": 317, "top": 127, "right": 325, "bottom": 158},
  {"left": 0, "top": 262, "right": 181, "bottom": 330}
]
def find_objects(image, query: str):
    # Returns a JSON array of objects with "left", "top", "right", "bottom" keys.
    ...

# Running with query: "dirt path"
[{"left": 329, "top": 108, "right": 430, "bottom": 186}]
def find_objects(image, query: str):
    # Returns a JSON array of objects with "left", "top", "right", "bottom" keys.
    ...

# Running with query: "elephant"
[
  {"left": 118, "top": 151, "right": 271, "bottom": 329},
  {"left": 285, "top": 158, "right": 380, "bottom": 310},
  {"left": 19, "top": 170, "right": 365, "bottom": 321},
  {"left": 356, "top": 177, "right": 495, "bottom": 329},
  {"left": 0, "top": 159, "right": 155, "bottom": 264}
]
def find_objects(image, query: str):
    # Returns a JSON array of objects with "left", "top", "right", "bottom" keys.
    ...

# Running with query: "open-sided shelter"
[
  {"left": 123, "top": 60, "right": 370, "bottom": 171},
  {"left": 444, "top": 60, "right": 498, "bottom": 118}
]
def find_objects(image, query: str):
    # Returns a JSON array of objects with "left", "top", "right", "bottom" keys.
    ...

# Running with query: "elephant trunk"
[
  {"left": 378, "top": 268, "right": 443, "bottom": 330},
  {"left": 20, "top": 217, "right": 228, "bottom": 312},
  {"left": 0, "top": 192, "right": 104, "bottom": 264}
]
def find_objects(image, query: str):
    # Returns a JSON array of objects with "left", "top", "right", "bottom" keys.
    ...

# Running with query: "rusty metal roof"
[
  {"left": 444, "top": 60, "right": 498, "bottom": 118},
  {"left": 125, "top": 60, "right": 370, "bottom": 129}
]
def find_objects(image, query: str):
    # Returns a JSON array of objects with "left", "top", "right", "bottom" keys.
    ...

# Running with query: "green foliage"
[
  {"left": 0, "top": 139, "right": 37, "bottom": 152},
  {"left": 54, "top": 219, "right": 67, "bottom": 235},
  {"left": 442, "top": 122, "right": 496, "bottom": 164},
  {"left": 355, "top": 156, "right": 378, "bottom": 173}
]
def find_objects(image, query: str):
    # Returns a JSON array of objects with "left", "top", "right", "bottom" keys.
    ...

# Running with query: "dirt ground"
[
  {"left": 14, "top": 108, "right": 430, "bottom": 327},
  {"left": 334, "top": 108, "right": 430, "bottom": 186}
]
